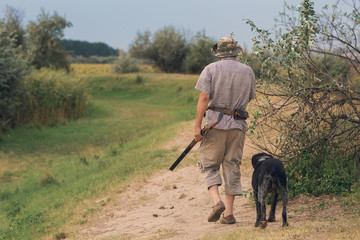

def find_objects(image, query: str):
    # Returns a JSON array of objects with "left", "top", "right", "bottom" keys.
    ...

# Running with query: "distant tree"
[
  {"left": 26, "top": 9, "right": 72, "bottom": 72},
  {"left": 0, "top": 21, "right": 28, "bottom": 133},
  {"left": 182, "top": 31, "right": 216, "bottom": 73},
  {"left": 151, "top": 26, "right": 188, "bottom": 72},
  {"left": 129, "top": 26, "right": 188, "bottom": 72},
  {"left": 61, "top": 39, "right": 118, "bottom": 57},
  {"left": 3, "top": 5, "right": 25, "bottom": 47},
  {"left": 128, "top": 30, "right": 153, "bottom": 60}
]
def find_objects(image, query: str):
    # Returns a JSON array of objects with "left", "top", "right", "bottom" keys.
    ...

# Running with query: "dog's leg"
[
  {"left": 258, "top": 186, "right": 268, "bottom": 229},
  {"left": 254, "top": 189, "right": 261, "bottom": 227},
  {"left": 280, "top": 187, "right": 289, "bottom": 227},
  {"left": 268, "top": 188, "right": 278, "bottom": 222}
]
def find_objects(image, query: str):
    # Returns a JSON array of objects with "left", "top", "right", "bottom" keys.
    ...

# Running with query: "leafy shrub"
[
  {"left": 286, "top": 143, "right": 359, "bottom": 198},
  {"left": 247, "top": 0, "right": 360, "bottom": 197},
  {"left": 0, "top": 21, "right": 28, "bottom": 133},
  {"left": 113, "top": 52, "right": 139, "bottom": 73},
  {"left": 15, "top": 69, "right": 89, "bottom": 125}
]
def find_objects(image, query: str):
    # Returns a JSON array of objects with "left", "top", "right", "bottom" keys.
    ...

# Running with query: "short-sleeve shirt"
[{"left": 195, "top": 57, "right": 256, "bottom": 131}]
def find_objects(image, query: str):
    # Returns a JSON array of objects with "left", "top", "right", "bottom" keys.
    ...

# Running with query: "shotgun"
[{"left": 169, "top": 112, "right": 224, "bottom": 171}]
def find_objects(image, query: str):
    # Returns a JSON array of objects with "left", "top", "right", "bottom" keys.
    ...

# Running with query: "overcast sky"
[{"left": 1, "top": 0, "right": 331, "bottom": 51}]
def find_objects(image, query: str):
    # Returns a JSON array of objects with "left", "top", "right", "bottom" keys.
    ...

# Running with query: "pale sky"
[{"left": 0, "top": 0, "right": 332, "bottom": 51}]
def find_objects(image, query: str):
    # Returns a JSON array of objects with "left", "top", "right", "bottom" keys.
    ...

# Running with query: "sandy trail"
[
  {"left": 79, "top": 165, "right": 254, "bottom": 240},
  {"left": 72, "top": 120, "right": 359, "bottom": 240},
  {"left": 75, "top": 121, "right": 273, "bottom": 240}
]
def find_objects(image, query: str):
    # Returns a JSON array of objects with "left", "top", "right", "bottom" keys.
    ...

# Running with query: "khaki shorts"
[{"left": 198, "top": 128, "right": 245, "bottom": 196}]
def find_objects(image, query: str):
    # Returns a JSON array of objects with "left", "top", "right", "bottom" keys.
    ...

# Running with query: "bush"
[
  {"left": 246, "top": 0, "right": 360, "bottom": 197},
  {"left": 113, "top": 52, "right": 139, "bottom": 73},
  {"left": 15, "top": 69, "right": 89, "bottom": 125},
  {"left": 286, "top": 143, "right": 359, "bottom": 198},
  {"left": 0, "top": 21, "right": 28, "bottom": 133}
]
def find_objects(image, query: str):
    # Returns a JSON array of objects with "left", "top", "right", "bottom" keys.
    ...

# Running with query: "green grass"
[{"left": 0, "top": 71, "right": 199, "bottom": 239}]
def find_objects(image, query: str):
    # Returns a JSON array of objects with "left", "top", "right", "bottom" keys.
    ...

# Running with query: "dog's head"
[{"left": 251, "top": 152, "right": 273, "bottom": 169}]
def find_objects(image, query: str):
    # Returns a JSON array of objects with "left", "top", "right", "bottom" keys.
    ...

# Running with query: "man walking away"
[{"left": 194, "top": 37, "right": 256, "bottom": 224}]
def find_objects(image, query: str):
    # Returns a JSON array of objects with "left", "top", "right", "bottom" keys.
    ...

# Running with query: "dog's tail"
[
  {"left": 269, "top": 165, "right": 287, "bottom": 187},
  {"left": 269, "top": 166, "right": 278, "bottom": 177}
]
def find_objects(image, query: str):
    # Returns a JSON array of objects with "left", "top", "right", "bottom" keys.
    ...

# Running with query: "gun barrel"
[{"left": 169, "top": 139, "right": 197, "bottom": 171}]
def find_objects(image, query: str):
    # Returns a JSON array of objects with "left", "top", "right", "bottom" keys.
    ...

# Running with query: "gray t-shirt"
[{"left": 195, "top": 57, "right": 256, "bottom": 131}]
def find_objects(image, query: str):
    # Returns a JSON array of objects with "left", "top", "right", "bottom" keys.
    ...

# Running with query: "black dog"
[{"left": 251, "top": 153, "right": 289, "bottom": 228}]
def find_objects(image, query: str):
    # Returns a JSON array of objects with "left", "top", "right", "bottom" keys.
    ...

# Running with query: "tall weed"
[{"left": 16, "top": 69, "right": 89, "bottom": 125}]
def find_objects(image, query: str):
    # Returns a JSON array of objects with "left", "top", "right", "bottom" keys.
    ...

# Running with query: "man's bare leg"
[
  {"left": 207, "top": 185, "right": 226, "bottom": 222},
  {"left": 208, "top": 185, "right": 221, "bottom": 204},
  {"left": 224, "top": 194, "right": 235, "bottom": 216}
]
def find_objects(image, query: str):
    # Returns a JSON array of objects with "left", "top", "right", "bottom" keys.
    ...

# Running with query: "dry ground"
[{"left": 67, "top": 121, "right": 359, "bottom": 240}]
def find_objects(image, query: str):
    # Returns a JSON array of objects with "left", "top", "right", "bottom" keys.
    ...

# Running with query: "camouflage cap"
[{"left": 211, "top": 37, "right": 243, "bottom": 57}]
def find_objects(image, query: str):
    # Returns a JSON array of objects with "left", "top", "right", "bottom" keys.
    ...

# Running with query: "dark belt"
[
  {"left": 207, "top": 107, "right": 234, "bottom": 115},
  {"left": 207, "top": 106, "right": 249, "bottom": 120}
]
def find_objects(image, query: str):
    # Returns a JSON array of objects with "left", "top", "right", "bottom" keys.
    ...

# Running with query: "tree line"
[
  {"left": 113, "top": 27, "right": 218, "bottom": 74},
  {"left": 61, "top": 39, "right": 118, "bottom": 57}
]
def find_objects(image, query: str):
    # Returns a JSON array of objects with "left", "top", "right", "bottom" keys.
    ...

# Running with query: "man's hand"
[{"left": 195, "top": 126, "right": 204, "bottom": 142}]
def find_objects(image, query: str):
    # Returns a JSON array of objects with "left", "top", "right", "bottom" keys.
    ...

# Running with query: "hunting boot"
[
  {"left": 208, "top": 200, "right": 225, "bottom": 222},
  {"left": 220, "top": 213, "right": 236, "bottom": 224}
]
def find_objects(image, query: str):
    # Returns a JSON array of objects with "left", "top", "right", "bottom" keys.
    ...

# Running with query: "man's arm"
[{"left": 195, "top": 91, "right": 210, "bottom": 142}]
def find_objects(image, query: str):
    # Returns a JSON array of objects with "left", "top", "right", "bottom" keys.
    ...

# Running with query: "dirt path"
[
  {"left": 74, "top": 121, "right": 357, "bottom": 240},
  {"left": 75, "top": 121, "right": 261, "bottom": 240}
]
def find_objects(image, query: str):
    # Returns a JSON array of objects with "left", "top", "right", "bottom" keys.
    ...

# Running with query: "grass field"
[{"left": 0, "top": 64, "right": 200, "bottom": 239}]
